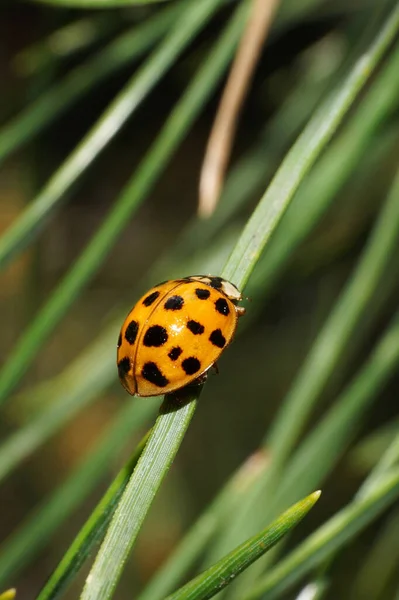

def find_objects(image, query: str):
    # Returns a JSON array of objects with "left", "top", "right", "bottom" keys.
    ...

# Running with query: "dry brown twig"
[{"left": 198, "top": 0, "right": 281, "bottom": 218}]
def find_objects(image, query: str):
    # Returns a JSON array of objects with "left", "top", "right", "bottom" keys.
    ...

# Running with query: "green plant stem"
[
  {"left": 165, "top": 492, "right": 320, "bottom": 600},
  {"left": 35, "top": 431, "right": 150, "bottom": 600},
  {"left": 0, "top": 0, "right": 222, "bottom": 269},
  {"left": 0, "top": 402, "right": 150, "bottom": 587},
  {"left": 0, "top": 3, "right": 182, "bottom": 165},
  {"left": 80, "top": 389, "right": 199, "bottom": 600}
]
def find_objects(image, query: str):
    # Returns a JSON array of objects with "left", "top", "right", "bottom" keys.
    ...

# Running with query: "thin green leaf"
[
  {"left": 223, "top": 2, "right": 399, "bottom": 289},
  {"left": 165, "top": 492, "right": 321, "bottom": 600},
  {"left": 0, "top": 2, "right": 182, "bottom": 165},
  {"left": 280, "top": 310, "right": 399, "bottom": 504},
  {"left": 137, "top": 450, "right": 270, "bottom": 600},
  {"left": 0, "top": 400, "right": 155, "bottom": 587},
  {"left": 243, "top": 468, "right": 399, "bottom": 600},
  {"left": 199, "top": 23, "right": 399, "bottom": 583},
  {"left": 13, "top": 16, "right": 117, "bottom": 76},
  {"left": 249, "top": 36, "right": 399, "bottom": 299},
  {"left": 0, "top": 0, "right": 235, "bottom": 407},
  {"left": 0, "top": 0, "right": 222, "bottom": 269},
  {"left": 80, "top": 388, "right": 199, "bottom": 600},
  {"left": 36, "top": 431, "right": 151, "bottom": 600}
]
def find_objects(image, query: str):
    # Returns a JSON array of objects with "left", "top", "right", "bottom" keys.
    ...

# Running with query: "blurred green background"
[{"left": 0, "top": 0, "right": 399, "bottom": 598}]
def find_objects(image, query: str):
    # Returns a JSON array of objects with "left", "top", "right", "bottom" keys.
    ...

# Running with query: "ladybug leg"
[
  {"left": 189, "top": 371, "right": 209, "bottom": 387},
  {"left": 212, "top": 362, "right": 219, "bottom": 375},
  {"left": 236, "top": 306, "right": 246, "bottom": 317}
]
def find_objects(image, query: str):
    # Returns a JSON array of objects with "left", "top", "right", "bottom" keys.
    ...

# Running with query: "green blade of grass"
[
  {"left": 35, "top": 431, "right": 151, "bottom": 600},
  {"left": 350, "top": 508, "right": 399, "bottom": 600},
  {"left": 137, "top": 450, "right": 270, "bottom": 600},
  {"left": 0, "top": 0, "right": 222, "bottom": 269},
  {"left": 279, "top": 312, "right": 399, "bottom": 502},
  {"left": 0, "top": 2, "right": 183, "bottom": 165},
  {"left": 81, "top": 388, "right": 200, "bottom": 600},
  {"left": 223, "top": 2, "right": 399, "bottom": 289},
  {"left": 249, "top": 37, "right": 399, "bottom": 299},
  {"left": 13, "top": 15, "right": 118, "bottom": 76},
  {"left": 165, "top": 492, "right": 321, "bottom": 600},
  {"left": 0, "top": 0, "right": 240, "bottom": 408},
  {"left": 198, "top": 39, "right": 399, "bottom": 587},
  {"left": 0, "top": 400, "right": 155, "bottom": 587},
  {"left": 243, "top": 468, "right": 399, "bottom": 600},
  {"left": 15, "top": 4, "right": 397, "bottom": 596},
  {"left": 261, "top": 421, "right": 399, "bottom": 600}
]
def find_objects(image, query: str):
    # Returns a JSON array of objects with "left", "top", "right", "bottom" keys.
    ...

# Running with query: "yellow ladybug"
[{"left": 117, "top": 275, "right": 245, "bottom": 397}]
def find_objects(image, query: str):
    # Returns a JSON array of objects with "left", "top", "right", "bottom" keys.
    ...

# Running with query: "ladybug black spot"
[
  {"left": 125, "top": 320, "right": 139, "bottom": 344},
  {"left": 182, "top": 357, "right": 201, "bottom": 375},
  {"left": 168, "top": 347, "right": 182, "bottom": 361},
  {"left": 164, "top": 295, "right": 184, "bottom": 310},
  {"left": 143, "top": 325, "right": 168, "bottom": 347},
  {"left": 209, "top": 277, "right": 223, "bottom": 290},
  {"left": 143, "top": 291, "right": 160, "bottom": 306},
  {"left": 117, "top": 333, "right": 122, "bottom": 348},
  {"left": 118, "top": 357, "right": 131, "bottom": 378},
  {"left": 215, "top": 298, "right": 229, "bottom": 316},
  {"left": 209, "top": 329, "right": 226, "bottom": 348},
  {"left": 187, "top": 320, "right": 204, "bottom": 335},
  {"left": 195, "top": 288, "right": 210, "bottom": 300},
  {"left": 142, "top": 362, "right": 169, "bottom": 387}
]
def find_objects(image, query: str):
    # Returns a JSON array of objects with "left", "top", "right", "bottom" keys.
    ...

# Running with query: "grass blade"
[
  {"left": 80, "top": 388, "right": 199, "bottom": 600},
  {"left": 36, "top": 432, "right": 150, "bottom": 600},
  {"left": 0, "top": 3, "right": 182, "bottom": 165},
  {"left": 165, "top": 492, "right": 321, "bottom": 600},
  {"left": 0, "top": 402, "right": 153, "bottom": 587},
  {"left": 243, "top": 468, "right": 399, "bottom": 600},
  {"left": 0, "top": 0, "right": 238, "bottom": 407},
  {"left": 223, "top": 2, "right": 399, "bottom": 288},
  {"left": 0, "top": 0, "right": 222, "bottom": 269},
  {"left": 137, "top": 451, "right": 269, "bottom": 600}
]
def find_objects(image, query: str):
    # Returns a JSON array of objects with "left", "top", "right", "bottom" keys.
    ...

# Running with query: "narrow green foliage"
[
  {"left": 0, "top": 0, "right": 222, "bottom": 269},
  {"left": 223, "top": 2, "right": 399, "bottom": 289},
  {"left": 36, "top": 431, "right": 150, "bottom": 600},
  {"left": 0, "top": 3, "right": 182, "bottom": 165},
  {"left": 0, "top": 0, "right": 237, "bottom": 407},
  {"left": 0, "top": 402, "right": 152, "bottom": 586},
  {"left": 165, "top": 492, "right": 321, "bottom": 600},
  {"left": 137, "top": 451, "right": 270, "bottom": 600},
  {"left": 81, "top": 389, "right": 199, "bottom": 600},
  {"left": 244, "top": 468, "right": 399, "bottom": 600}
]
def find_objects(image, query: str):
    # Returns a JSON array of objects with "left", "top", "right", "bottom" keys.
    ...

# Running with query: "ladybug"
[{"left": 117, "top": 275, "right": 245, "bottom": 397}]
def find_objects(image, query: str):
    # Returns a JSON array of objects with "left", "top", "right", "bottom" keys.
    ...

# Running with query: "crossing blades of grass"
[
  {"left": 0, "top": 0, "right": 239, "bottom": 408},
  {"left": 137, "top": 450, "right": 270, "bottom": 600},
  {"left": 35, "top": 431, "right": 151, "bottom": 600},
  {"left": 196, "top": 14, "right": 399, "bottom": 586},
  {"left": 76, "top": 4, "right": 399, "bottom": 597},
  {"left": 223, "top": 2, "right": 399, "bottom": 289},
  {"left": 165, "top": 492, "right": 320, "bottom": 600},
  {"left": 243, "top": 468, "right": 399, "bottom": 600},
  {"left": 0, "top": 2, "right": 183, "bottom": 165},
  {"left": 0, "top": 400, "right": 155, "bottom": 587},
  {"left": 245, "top": 420, "right": 399, "bottom": 600},
  {"left": 0, "top": 0, "right": 222, "bottom": 269},
  {"left": 80, "top": 387, "right": 200, "bottom": 600}
]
